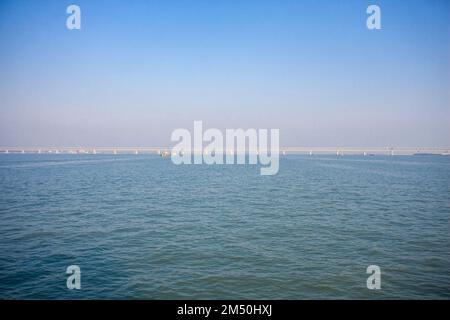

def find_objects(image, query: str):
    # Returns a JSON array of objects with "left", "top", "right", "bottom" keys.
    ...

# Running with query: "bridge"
[{"left": 0, "top": 147, "right": 449, "bottom": 155}]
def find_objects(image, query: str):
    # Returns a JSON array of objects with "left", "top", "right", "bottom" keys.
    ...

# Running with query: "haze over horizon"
[{"left": 0, "top": 0, "right": 449, "bottom": 148}]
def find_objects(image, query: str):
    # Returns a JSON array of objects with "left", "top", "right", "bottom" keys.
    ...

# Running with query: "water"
[{"left": 0, "top": 154, "right": 449, "bottom": 299}]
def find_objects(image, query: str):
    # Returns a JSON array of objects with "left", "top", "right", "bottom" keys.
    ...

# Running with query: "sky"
[{"left": 0, "top": 0, "right": 449, "bottom": 147}]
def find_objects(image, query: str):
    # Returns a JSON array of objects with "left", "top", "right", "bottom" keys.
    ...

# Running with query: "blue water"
[{"left": 0, "top": 154, "right": 449, "bottom": 299}]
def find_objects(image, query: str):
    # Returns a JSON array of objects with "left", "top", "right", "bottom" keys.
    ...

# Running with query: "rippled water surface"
[{"left": 0, "top": 154, "right": 449, "bottom": 299}]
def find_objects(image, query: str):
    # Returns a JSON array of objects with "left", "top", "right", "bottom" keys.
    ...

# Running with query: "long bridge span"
[{"left": 0, "top": 147, "right": 449, "bottom": 155}]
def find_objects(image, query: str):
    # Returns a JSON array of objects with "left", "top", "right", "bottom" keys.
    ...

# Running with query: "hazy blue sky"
[{"left": 0, "top": 0, "right": 449, "bottom": 147}]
